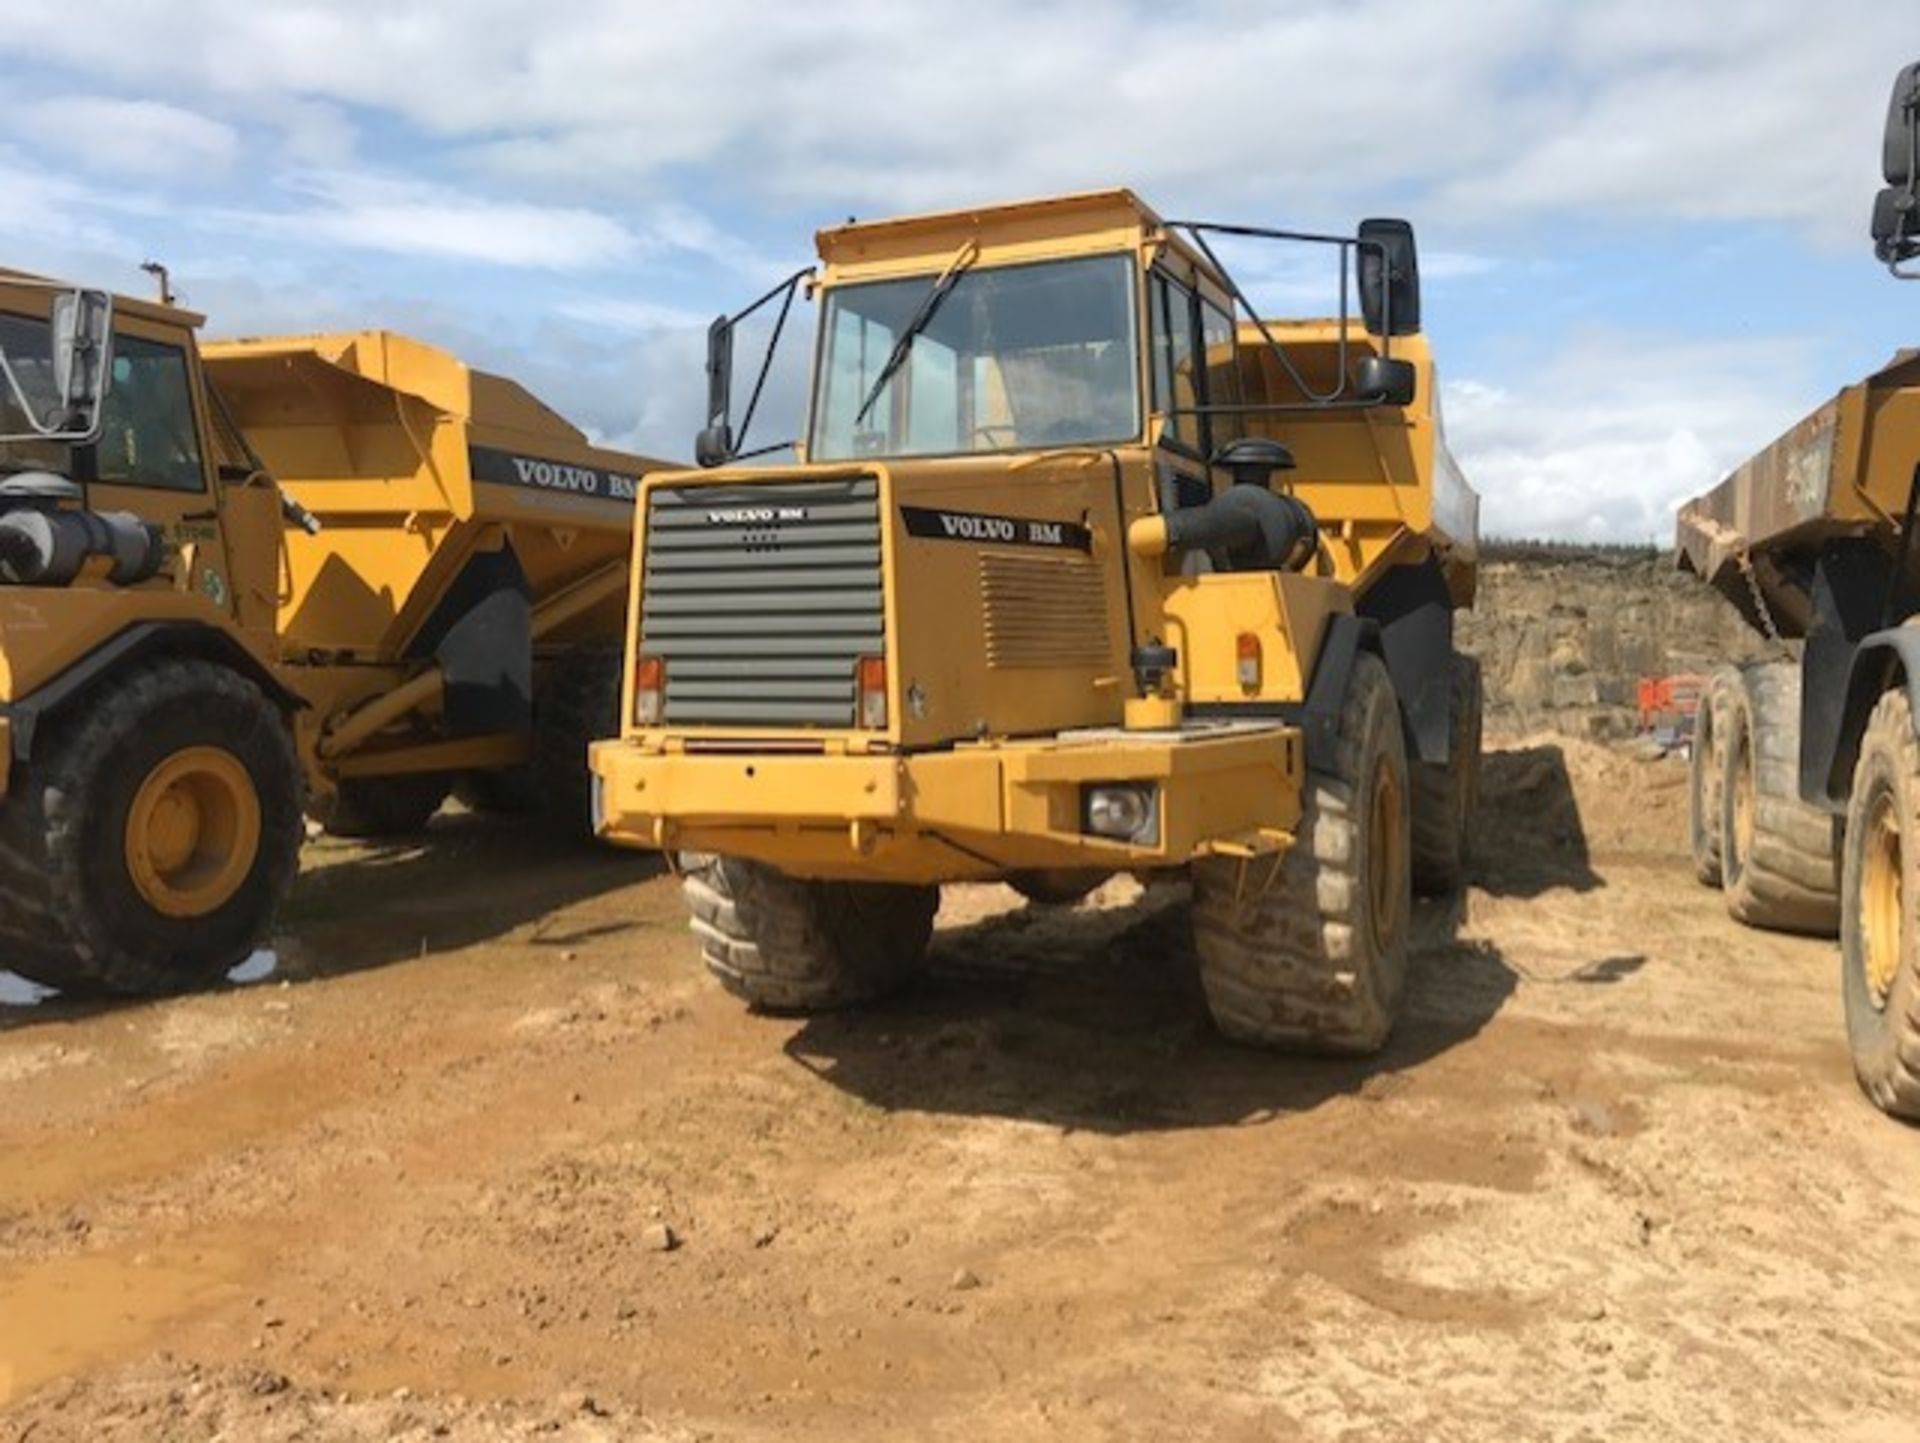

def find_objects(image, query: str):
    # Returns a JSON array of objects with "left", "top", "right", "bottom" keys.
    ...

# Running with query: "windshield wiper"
[{"left": 853, "top": 240, "right": 978, "bottom": 425}]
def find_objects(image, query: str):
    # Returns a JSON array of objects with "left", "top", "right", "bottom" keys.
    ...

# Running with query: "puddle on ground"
[
  {"left": 227, "top": 950, "right": 279, "bottom": 985},
  {"left": 0, "top": 971, "right": 53, "bottom": 1007},
  {"left": 0, "top": 1240, "right": 251, "bottom": 1405},
  {"left": 0, "top": 951, "right": 276, "bottom": 1007}
]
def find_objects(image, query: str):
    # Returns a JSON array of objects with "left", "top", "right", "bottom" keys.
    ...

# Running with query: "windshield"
[{"left": 810, "top": 253, "right": 1140, "bottom": 461}]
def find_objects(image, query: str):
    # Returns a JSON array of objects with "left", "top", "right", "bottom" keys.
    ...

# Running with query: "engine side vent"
[{"left": 979, "top": 552, "right": 1111, "bottom": 669}]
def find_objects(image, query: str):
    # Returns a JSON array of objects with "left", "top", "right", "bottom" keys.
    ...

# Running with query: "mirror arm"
[{"left": 1170, "top": 220, "right": 1352, "bottom": 405}]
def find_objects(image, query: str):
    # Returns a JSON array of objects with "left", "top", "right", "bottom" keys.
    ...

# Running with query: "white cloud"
[
  {"left": 19, "top": 95, "right": 238, "bottom": 181},
  {"left": 1442, "top": 330, "right": 1823, "bottom": 544},
  {"left": 219, "top": 170, "right": 637, "bottom": 270},
  {"left": 0, "top": 0, "right": 1900, "bottom": 235}
]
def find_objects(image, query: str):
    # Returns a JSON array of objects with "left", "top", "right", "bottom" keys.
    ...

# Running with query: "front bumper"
[{"left": 590, "top": 723, "right": 1304, "bottom": 884}]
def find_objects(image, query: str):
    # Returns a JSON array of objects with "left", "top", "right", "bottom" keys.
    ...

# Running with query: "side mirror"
[
  {"left": 1357, "top": 218, "right": 1420, "bottom": 337},
  {"left": 1354, "top": 355, "right": 1417, "bottom": 407},
  {"left": 1878, "top": 62, "right": 1920, "bottom": 273},
  {"left": 0, "top": 288, "right": 114, "bottom": 446},
  {"left": 696, "top": 313, "right": 735, "bottom": 468},
  {"left": 50, "top": 290, "right": 113, "bottom": 437},
  {"left": 695, "top": 423, "right": 735, "bottom": 469}
]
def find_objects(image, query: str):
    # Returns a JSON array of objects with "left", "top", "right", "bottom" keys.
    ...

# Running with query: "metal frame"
[
  {"left": 1161, "top": 220, "right": 1397, "bottom": 415},
  {"left": 718, "top": 266, "right": 815, "bottom": 463}
]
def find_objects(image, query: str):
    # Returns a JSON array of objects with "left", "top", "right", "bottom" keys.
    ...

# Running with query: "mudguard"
[
  {"left": 1819, "top": 622, "right": 1920, "bottom": 805},
  {"left": 1, "top": 620, "right": 301, "bottom": 762}
]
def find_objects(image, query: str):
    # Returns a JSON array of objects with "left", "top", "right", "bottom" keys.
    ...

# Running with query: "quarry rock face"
[{"left": 1460, "top": 546, "right": 1775, "bottom": 738}]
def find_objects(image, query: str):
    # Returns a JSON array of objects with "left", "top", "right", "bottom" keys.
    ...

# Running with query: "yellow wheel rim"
[
  {"left": 1367, "top": 755, "right": 1404, "bottom": 953},
  {"left": 1862, "top": 787, "right": 1903, "bottom": 1011},
  {"left": 124, "top": 746, "right": 261, "bottom": 919}
]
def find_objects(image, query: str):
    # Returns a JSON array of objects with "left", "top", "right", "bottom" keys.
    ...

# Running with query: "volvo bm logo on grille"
[{"left": 707, "top": 506, "right": 808, "bottom": 524}]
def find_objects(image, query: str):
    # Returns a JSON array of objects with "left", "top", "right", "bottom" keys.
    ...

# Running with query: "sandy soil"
[{"left": 3, "top": 737, "right": 1918, "bottom": 1442}]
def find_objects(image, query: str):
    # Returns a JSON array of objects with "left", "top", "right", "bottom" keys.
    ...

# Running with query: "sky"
[{"left": 0, "top": 0, "right": 1912, "bottom": 542}]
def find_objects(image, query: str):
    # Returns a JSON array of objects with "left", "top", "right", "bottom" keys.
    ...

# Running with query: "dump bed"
[
  {"left": 202, "top": 331, "right": 669, "bottom": 659},
  {"left": 1238, "top": 321, "right": 1480, "bottom": 604},
  {"left": 1676, "top": 351, "right": 1920, "bottom": 637}
]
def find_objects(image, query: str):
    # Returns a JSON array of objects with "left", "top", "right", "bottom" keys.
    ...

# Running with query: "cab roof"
[
  {"left": 814, "top": 187, "right": 1228, "bottom": 291},
  {"left": 0, "top": 266, "right": 204, "bottom": 328}
]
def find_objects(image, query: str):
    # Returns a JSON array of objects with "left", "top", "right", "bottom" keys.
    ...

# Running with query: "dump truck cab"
[
  {"left": 594, "top": 189, "right": 1480, "bottom": 1052},
  {"left": 0, "top": 274, "right": 307, "bottom": 996}
]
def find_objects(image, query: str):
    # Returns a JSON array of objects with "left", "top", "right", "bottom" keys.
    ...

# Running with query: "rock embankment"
[{"left": 1460, "top": 544, "right": 1775, "bottom": 738}]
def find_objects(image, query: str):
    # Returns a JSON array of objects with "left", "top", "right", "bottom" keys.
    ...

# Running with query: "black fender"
[
  {"left": 2, "top": 620, "right": 302, "bottom": 764},
  {"left": 405, "top": 544, "right": 533, "bottom": 737},
  {"left": 1354, "top": 558, "right": 1455, "bottom": 766},
  {"left": 1819, "top": 624, "right": 1920, "bottom": 806},
  {"left": 1292, "top": 611, "right": 1383, "bottom": 774}
]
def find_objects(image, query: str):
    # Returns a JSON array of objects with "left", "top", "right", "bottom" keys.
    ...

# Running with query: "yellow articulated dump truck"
[
  {"left": 0, "top": 276, "right": 664, "bottom": 996},
  {"left": 592, "top": 189, "right": 1481, "bottom": 1053},
  {"left": 1677, "top": 61, "right": 1920, "bottom": 1118}
]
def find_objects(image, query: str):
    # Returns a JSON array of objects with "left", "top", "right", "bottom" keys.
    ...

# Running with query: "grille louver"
[
  {"left": 641, "top": 477, "right": 882, "bottom": 727},
  {"left": 979, "top": 552, "right": 1111, "bottom": 668}
]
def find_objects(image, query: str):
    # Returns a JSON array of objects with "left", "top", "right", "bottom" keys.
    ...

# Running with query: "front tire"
[
  {"left": 682, "top": 853, "right": 939, "bottom": 1011},
  {"left": 0, "top": 659, "right": 302, "bottom": 996},
  {"left": 1841, "top": 688, "right": 1920, "bottom": 1120},
  {"left": 1191, "top": 651, "right": 1411, "bottom": 1054}
]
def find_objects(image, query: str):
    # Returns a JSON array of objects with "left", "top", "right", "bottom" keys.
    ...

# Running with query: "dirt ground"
[{"left": 4, "top": 736, "right": 1919, "bottom": 1442}]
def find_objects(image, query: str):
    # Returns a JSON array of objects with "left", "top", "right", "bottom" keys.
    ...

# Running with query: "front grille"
[{"left": 640, "top": 477, "right": 882, "bottom": 727}]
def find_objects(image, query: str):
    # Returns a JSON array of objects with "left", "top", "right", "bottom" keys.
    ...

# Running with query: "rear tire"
[
  {"left": 1690, "top": 667, "right": 1741, "bottom": 887},
  {"left": 532, "top": 644, "right": 623, "bottom": 841},
  {"left": 1410, "top": 652, "right": 1482, "bottom": 896},
  {"left": 1719, "top": 661, "right": 1840, "bottom": 936},
  {"left": 321, "top": 773, "right": 451, "bottom": 839},
  {"left": 1191, "top": 652, "right": 1411, "bottom": 1054},
  {"left": 0, "top": 659, "right": 302, "bottom": 996},
  {"left": 1840, "top": 687, "right": 1920, "bottom": 1120},
  {"left": 454, "top": 766, "right": 541, "bottom": 816},
  {"left": 682, "top": 853, "right": 938, "bottom": 1011}
]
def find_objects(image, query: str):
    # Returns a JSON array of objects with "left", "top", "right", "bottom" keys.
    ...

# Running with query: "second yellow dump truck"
[
  {"left": 1677, "top": 61, "right": 1920, "bottom": 1118},
  {"left": 0, "top": 280, "right": 664, "bottom": 996},
  {"left": 592, "top": 189, "right": 1480, "bottom": 1053}
]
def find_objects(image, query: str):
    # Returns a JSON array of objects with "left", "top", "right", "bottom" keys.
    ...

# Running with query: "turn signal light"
[
  {"left": 857, "top": 654, "right": 889, "bottom": 729},
  {"left": 1236, "top": 632, "right": 1262, "bottom": 692},
  {"left": 634, "top": 654, "right": 666, "bottom": 725}
]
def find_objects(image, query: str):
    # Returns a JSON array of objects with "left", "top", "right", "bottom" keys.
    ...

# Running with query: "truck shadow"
[
  {"left": 1470, "top": 743, "right": 1603, "bottom": 897},
  {"left": 784, "top": 740, "right": 1606, "bottom": 1133},
  {"left": 782, "top": 880, "right": 1519, "bottom": 1135},
  {"left": 0, "top": 814, "right": 660, "bottom": 1031}
]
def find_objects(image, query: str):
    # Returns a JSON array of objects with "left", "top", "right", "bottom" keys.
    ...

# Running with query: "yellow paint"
[
  {"left": 0, "top": 273, "right": 670, "bottom": 823},
  {"left": 124, "top": 745, "right": 261, "bottom": 918},
  {"left": 588, "top": 188, "right": 1476, "bottom": 882}
]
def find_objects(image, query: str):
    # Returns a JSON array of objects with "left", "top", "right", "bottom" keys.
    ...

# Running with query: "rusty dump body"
[{"left": 1675, "top": 350, "right": 1920, "bottom": 636}]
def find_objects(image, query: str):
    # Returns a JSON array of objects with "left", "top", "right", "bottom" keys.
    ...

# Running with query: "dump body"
[
  {"left": 593, "top": 189, "right": 1477, "bottom": 884},
  {"left": 203, "top": 331, "right": 657, "bottom": 662},
  {"left": 1675, "top": 351, "right": 1920, "bottom": 637}
]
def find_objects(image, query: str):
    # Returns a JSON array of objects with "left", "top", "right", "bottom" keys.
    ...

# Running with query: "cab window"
[
  {"left": 1150, "top": 272, "right": 1199, "bottom": 453},
  {"left": 1201, "top": 300, "right": 1245, "bottom": 449},
  {"left": 94, "top": 334, "right": 206, "bottom": 492}
]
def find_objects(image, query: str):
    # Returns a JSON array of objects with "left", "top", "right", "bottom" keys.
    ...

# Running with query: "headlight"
[{"left": 1083, "top": 784, "right": 1159, "bottom": 844}]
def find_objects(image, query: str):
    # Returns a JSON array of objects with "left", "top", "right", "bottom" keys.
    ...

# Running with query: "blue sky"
[{"left": 0, "top": 0, "right": 1911, "bottom": 541}]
